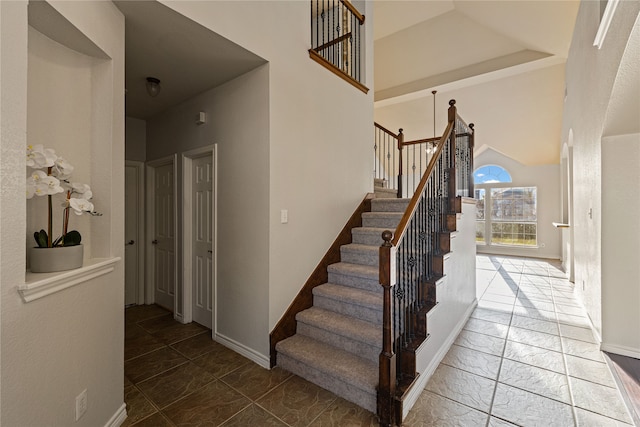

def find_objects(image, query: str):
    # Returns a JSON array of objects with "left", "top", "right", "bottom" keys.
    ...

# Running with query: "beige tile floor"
[{"left": 124, "top": 256, "right": 636, "bottom": 426}]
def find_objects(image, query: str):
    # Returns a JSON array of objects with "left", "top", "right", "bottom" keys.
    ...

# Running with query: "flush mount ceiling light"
[{"left": 145, "top": 77, "right": 161, "bottom": 97}]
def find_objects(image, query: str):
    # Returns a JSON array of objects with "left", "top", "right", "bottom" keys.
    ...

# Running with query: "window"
[
  {"left": 473, "top": 165, "right": 512, "bottom": 184},
  {"left": 474, "top": 166, "right": 538, "bottom": 248},
  {"left": 475, "top": 189, "right": 485, "bottom": 243},
  {"left": 490, "top": 187, "right": 537, "bottom": 246}
]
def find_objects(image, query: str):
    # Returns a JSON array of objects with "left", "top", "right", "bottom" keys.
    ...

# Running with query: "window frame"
[{"left": 474, "top": 165, "right": 539, "bottom": 249}]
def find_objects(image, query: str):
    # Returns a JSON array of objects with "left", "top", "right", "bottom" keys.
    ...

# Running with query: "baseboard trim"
[
  {"left": 402, "top": 299, "right": 478, "bottom": 420},
  {"left": 215, "top": 332, "right": 270, "bottom": 369},
  {"left": 104, "top": 403, "right": 127, "bottom": 427},
  {"left": 601, "top": 343, "right": 640, "bottom": 359}
]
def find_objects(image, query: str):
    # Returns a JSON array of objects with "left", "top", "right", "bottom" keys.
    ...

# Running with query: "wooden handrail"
[
  {"left": 313, "top": 32, "right": 353, "bottom": 52},
  {"left": 374, "top": 122, "right": 399, "bottom": 139},
  {"left": 392, "top": 118, "right": 455, "bottom": 246},
  {"left": 340, "top": 0, "right": 365, "bottom": 24},
  {"left": 308, "top": 49, "right": 369, "bottom": 94},
  {"left": 401, "top": 136, "right": 441, "bottom": 146}
]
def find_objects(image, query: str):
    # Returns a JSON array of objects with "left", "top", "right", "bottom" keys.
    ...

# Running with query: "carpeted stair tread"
[
  {"left": 276, "top": 334, "right": 377, "bottom": 392},
  {"left": 296, "top": 307, "right": 381, "bottom": 346},
  {"left": 371, "top": 198, "right": 411, "bottom": 212},
  {"left": 351, "top": 227, "right": 388, "bottom": 246},
  {"left": 314, "top": 283, "right": 382, "bottom": 310},
  {"left": 340, "top": 243, "right": 379, "bottom": 267},
  {"left": 362, "top": 212, "right": 403, "bottom": 219},
  {"left": 373, "top": 187, "right": 397, "bottom": 198},
  {"left": 361, "top": 211, "right": 404, "bottom": 228},
  {"left": 328, "top": 262, "right": 379, "bottom": 281},
  {"left": 313, "top": 284, "right": 383, "bottom": 325}
]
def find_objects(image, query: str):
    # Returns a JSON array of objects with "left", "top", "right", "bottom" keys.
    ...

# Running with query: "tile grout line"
[
  {"left": 549, "top": 271, "right": 579, "bottom": 427},
  {"left": 483, "top": 264, "right": 522, "bottom": 427}
]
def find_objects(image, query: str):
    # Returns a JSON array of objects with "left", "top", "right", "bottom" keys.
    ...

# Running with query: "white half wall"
[
  {"left": 404, "top": 199, "right": 477, "bottom": 418},
  {"left": 601, "top": 133, "right": 640, "bottom": 357}
]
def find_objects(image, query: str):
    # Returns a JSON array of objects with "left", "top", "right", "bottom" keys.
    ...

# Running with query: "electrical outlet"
[
  {"left": 280, "top": 209, "right": 288, "bottom": 224},
  {"left": 76, "top": 389, "right": 87, "bottom": 421}
]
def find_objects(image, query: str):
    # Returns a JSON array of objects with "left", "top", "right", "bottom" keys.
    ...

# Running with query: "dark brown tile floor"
[
  {"left": 123, "top": 305, "right": 379, "bottom": 426},
  {"left": 606, "top": 352, "right": 640, "bottom": 426}
]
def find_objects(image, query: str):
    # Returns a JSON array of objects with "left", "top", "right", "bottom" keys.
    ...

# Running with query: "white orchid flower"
[
  {"left": 26, "top": 183, "right": 36, "bottom": 199},
  {"left": 42, "top": 175, "right": 64, "bottom": 195},
  {"left": 28, "top": 169, "right": 48, "bottom": 183},
  {"left": 26, "top": 144, "right": 57, "bottom": 169},
  {"left": 69, "top": 197, "right": 94, "bottom": 215},
  {"left": 27, "top": 170, "right": 50, "bottom": 197},
  {"left": 71, "top": 183, "right": 92, "bottom": 199},
  {"left": 27, "top": 170, "right": 64, "bottom": 196},
  {"left": 52, "top": 157, "right": 74, "bottom": 180}
]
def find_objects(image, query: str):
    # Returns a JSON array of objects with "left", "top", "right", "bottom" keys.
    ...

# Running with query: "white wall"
[
  {"left": 375, "top": 64, "right": 566, "bottom": 166},
  {"left": 1, "top": 1, "right": 125, "bottom": 425},
  {"left": 474, "top": 148, "right": 561, "bottom": 260},
  {"left": 601, "top": 133, "right": 640, "bottom": 357},
  {"left": 125, "top": 116, "right": 146, "bottom": 162},
  {"left": 160, "top": 1, "right": 375, "bottom": 361},
  {"left": 561, "top": 0, "right": 640, "bottom": 339},
  {"left": 147, "top": 65, "right": 271, "bottom": 358}
]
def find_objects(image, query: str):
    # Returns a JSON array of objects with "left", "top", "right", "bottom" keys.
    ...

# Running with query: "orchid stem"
[{"left": 47, "top": 167, "right": 53, "bottom": 247}]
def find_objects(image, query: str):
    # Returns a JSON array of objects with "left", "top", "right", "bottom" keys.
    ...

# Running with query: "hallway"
[{"left": 123, "top": 256, "right": 635, "bottom": 426}]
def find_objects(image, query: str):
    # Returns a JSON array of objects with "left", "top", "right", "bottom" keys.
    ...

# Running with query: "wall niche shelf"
[{"left": 19, "top": 257, "right": 121, "bottom": 303}]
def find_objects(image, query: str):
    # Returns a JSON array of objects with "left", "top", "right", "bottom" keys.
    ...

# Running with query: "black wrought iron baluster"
[{"left": 321, "top": 1, "right": 325, "bottom": 50}]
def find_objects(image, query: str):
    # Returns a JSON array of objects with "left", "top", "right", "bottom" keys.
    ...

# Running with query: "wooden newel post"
[
  {"left": 448, "top": 100, "right": 457, "bottom": 211},
  {"left": 397, "top": 129, "right": 404, "bottom": 198},
  {"left": 378, "top": 230, "right": 396, "bottom": 427},
  {"left": 468, "top": 123, "right": 475, "bottom": 198}
]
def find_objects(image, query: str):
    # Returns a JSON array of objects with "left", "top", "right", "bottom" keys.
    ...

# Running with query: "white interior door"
[
  {"left": 124, "top": 164, "right": 139, "bottom": 306},
  {"left": 153, "top": 163, "right": 176, "bottom": 311},
  {"left": 191, "top": 155, "right": 213, "bottom": 328}
]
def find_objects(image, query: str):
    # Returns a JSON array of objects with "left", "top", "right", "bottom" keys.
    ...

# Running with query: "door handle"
[
  {"left": 207, "top": 250, "right": 213, "bottom": 253},
  {"left": 152, "top": 240, "right": 158, "bottom": 245},
  {"left": 126, "top": 240, "right": 135, "bottom": 245}
]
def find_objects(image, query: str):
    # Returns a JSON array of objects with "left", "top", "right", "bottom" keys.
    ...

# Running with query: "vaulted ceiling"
[{"left": 373, "top": 0, "right": 580, "bottom": 165}]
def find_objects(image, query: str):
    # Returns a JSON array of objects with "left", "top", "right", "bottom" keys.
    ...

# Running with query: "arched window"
[{"left": 473, "top": 165, "right": 512, "bottom": 184}]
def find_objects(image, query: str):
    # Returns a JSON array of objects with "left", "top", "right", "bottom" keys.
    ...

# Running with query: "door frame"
[
  {"left": 181, "top": 145, "right": 217, "bottom": 329},
  {"left": 145, "top": 154, "right": 178, "bottom": 310},
  {"left": 125, "top": 160, "right": 146, "bottom": 305}
]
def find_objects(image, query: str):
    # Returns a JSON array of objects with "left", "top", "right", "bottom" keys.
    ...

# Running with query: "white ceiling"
[
  {"left": 114, "top": 1, "right": 265, "bottom": 120},
  {"left": 373, "top": 0, "right": 580, "bottom": 165}
]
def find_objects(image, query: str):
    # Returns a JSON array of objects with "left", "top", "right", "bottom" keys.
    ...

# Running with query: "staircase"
[
  {"left": 374, "top": 178, "right": 397, "bottom": 199},
  {"left": 276, "top": 197, "right": 409, "bottom": 413}
]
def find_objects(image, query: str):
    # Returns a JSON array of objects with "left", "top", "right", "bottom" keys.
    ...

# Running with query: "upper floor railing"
[{"left": 309, "top": 0, "right": 368, "bottom": 94}]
